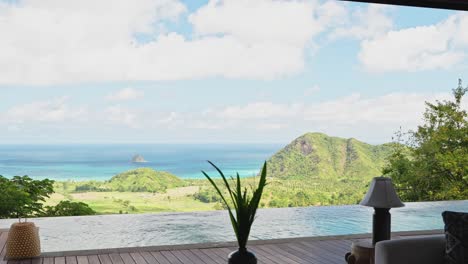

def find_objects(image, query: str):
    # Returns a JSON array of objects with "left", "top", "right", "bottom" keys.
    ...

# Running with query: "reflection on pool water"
[{"left": 0, "top": 200, "right": 466, "bottom": 253}]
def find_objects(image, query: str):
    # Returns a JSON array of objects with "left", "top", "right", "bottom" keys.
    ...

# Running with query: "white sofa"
[{"left": 375, "top": 235, "right": 446, "bottom": 264}]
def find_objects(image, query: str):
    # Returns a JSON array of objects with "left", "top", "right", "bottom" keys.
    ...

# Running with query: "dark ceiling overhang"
[{"left": 339, "top": 0, "right": 468, "bottom": 11}]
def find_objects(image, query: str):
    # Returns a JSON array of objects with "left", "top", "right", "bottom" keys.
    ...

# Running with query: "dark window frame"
[{"left": 339, "top": 0, "right": 468, "bottom": 11}]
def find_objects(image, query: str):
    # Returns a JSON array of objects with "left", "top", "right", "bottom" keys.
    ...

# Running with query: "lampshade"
[{"left": 360, "top": 177, "right": 404, "bottom": 208}]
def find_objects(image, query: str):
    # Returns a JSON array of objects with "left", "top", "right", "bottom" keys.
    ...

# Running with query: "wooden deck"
[{"left": 0, "top": 229, "right": 442, "bottom": 264}]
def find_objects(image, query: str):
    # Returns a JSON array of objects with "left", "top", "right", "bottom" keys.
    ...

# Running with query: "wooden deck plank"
[
  {"left": 76, "top": 256, "right": 88, "bottom": 264},
  {"left": 138, "top": 252, "right": 159, "bottom": 264},
  {"left": 257, "top": 244, "right": 306, "bottom": 264},
  {"left": 170, "top": 250, "right": 196, "bottom": 264},
  {"left": 180, "top": 250, "right": 207, "bottom": 264},
  {"left": 148, "top": 252, "right": 168, "bottom": 264},
  {"left": 158, "top": 252, "right": 180, "bottom": 264},
  {"left": 42, "top": 258, "right": 54, "bottom": 264},
  {"left": 86, "top": 256, "right": 100, "bottom": 264},
  {"left": 314, "top": 240, "right": 348, "bottom": 258},
  {"left": 294, "top": 241, "right": 342, "bottom": 264},
  {"left": 204, "top": 248, "right": 232, "bottom": 263},
  {"left": 130, "top": 252, "right": 148, "bottom": 264},
  {"left": 128, "top": 253, "right": 146, "bottom": 264},
  {"left": 281, "top": 242, "right": 329, "bottom": 264},
  {"left": 54, "top": 257, "right": 65, "bottom": 264},
  {"left": 118, "top": 254, "right": 134, "bottom": 264},
  {"left": 0, "top": 229, "right": 443, "bottom": 264},
  {"left": 186, "top": 249, "right": 217, "bottom": 264},
  {"left": 0, "top": 232, "right": 8, "bottom": 256},
  {"left": 197, "top": 249, "right": 225, "bottom": 264},
  {"left": 282, "top": 242, "right": 332, "bottom": 264},
  {"left": 299, "top": 241, "right": 344, "bottom": 264},
  {"left": 31, "top": 258, "right": 42, "bottom": 264},
  {"left": 19, "top": 258, "right": 32, "bottom": 264},
  {"left": 322, "top": 239, "right": 352, "bottom": 252},
  {"left": 97, "top": 255, "right": 111, "bottom": 264},
  {"left": 0, "top": 233, "right": 7, "bottom": 264},
  {"left": 108, "top": 254, "right": 123, "bottom": 264},
  {"left": 65, "top": 256, "right": 77, "bottom": 264},
  {"left": 249, "top": 246, "right": 286, "bottom": 264},
  {"left": 326, "top": 239, "right": 353, "bottom": 251}
]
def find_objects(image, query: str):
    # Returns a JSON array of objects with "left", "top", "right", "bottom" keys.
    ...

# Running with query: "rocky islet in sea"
[{"left": 131, "top": 154, "right": 147, "bottom": 163}]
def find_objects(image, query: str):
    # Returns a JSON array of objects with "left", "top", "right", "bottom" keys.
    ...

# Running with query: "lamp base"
[{"left": 373, "top": 208, "right": 391, "bottom": 245}]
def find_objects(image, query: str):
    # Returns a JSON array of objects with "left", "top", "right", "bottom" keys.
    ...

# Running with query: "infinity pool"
[{"left": 0, "top": 200, "right": 466, "bottom": 253}]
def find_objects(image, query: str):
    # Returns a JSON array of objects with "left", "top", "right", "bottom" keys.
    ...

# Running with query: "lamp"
[{"left": 360, "top": 177, "right": 404, "bottom": 245}]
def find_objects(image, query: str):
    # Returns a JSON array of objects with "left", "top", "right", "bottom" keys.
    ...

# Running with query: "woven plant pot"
[{"left": 6, "top": 222, "right": 41, "bottom": 259}]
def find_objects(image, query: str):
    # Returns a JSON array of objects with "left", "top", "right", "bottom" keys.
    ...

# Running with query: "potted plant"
[
  {"left": 202, "top": 161, "right": 267, "bottom": 264},
  {"left": 0, "top": 176, "right": 54, "bottom": 259}
]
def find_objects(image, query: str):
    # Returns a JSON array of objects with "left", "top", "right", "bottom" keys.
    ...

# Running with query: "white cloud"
[
  {"left": 189, "top": 0, "right": 323, "bottom": 47},
  {"left": 104, "top": 105, "right": 139, "bottom": 128},
  {"left": 358, "top": 12, "right": 468, "bottom": 72},
  {"left": 1, "top": 97, "right": 86, "bottom": 124},
  {"left": 304, "top": 85, "right": 321, "bottom": 97},
  {"left": 212, "top": 93, "right": 448, "bottom": 125},
  {"left": 302, "top": 93, "right": 453, "bottom": 125},
  {"left": 190, "top": 92, "right": 467, "bottom": 142},
  {"left": 1, "top": 91, "right": 466, "bottom": 143},
  {"left": 2, "top": 0, "right": 467, "bottom": 83},
  {"left": 216, "top": 102, "right": 302, "bottom": 119},
  {"left": 0, "top": 0, "right": 346, "bottom": 85},
  {"left": 0, "top": 0, "right": 186, "bottom": 85},
  {"left": 316, "top": 1, "right": 348, "bottom": 28},
  {"left": 324, "top": 5, "right": 468, "bottom": 73},
  {"left": 330, "top": 4, "right": 393, "bottom": 40},
  {"left": 106, "top": 88, "right": 144, "bottom": 102}
]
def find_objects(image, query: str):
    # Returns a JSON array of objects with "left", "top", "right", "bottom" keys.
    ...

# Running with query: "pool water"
[{"left": 0, "top": 200, "right": 466, "bottom": 253}]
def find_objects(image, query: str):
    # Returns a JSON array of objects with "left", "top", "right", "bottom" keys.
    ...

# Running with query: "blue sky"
[{"left": 0, "top": 0, "right": 466, "bottom": 144}]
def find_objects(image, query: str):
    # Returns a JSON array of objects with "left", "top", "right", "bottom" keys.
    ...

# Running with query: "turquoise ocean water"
[{"left": 0, "top": 144, "right": 282, "bottom": 181}]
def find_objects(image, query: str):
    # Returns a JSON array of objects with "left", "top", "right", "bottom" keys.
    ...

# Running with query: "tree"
[
  {"left": 42, "top": 201, "right": 96, "bottom": 217},
  {"left": 384, "top": 80, "right": 468, "bottom": 201},
  {"left": 0, "top": 176, "right": 54, "bottom": 220}
]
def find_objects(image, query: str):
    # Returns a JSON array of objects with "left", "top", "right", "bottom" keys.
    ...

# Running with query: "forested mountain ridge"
[{"left": 267, "top": 132, "right": 392, "bottom": 180}]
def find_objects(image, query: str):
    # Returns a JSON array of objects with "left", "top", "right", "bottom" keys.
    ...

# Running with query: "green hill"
[
  {"left": 107, "top": 168, "right": 184, "bottom": 192},
  {"left": 267, "top": 132, "right": 392, "bottom": 180}
]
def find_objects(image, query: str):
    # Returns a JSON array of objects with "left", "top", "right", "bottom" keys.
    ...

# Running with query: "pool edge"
[{"left": 37, "top": 229, "right": 443, "bottom": 257}]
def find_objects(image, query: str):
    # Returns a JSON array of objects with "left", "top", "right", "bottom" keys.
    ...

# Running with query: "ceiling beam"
[{"left": 339, "top": 0, "right": 468, "bottom": 11}]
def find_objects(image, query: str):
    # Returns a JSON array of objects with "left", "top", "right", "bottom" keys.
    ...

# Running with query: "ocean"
[{"left": 0, "top": 144, "right": 282, "bottom": 181}]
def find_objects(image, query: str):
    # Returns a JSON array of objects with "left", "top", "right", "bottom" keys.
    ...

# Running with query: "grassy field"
[{"left": 48, "top": 185, "right": 218, "bottom": 214}]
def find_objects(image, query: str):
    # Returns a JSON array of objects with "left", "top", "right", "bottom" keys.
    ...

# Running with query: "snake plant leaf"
[{"left": 202, "top": 161, "right": 267, "bottom": 250}]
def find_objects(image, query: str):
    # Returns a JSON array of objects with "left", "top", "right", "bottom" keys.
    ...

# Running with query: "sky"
[{"left": 0, "top": 0, "right": 467, "bottom": 144}]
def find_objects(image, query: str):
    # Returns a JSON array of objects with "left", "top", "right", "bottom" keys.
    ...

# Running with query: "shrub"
[
  {"left": 43, "top": 201, "right": 96, "bottom": 216},
  {"left": 0, "top": 176, "right": 54, "bottom": 220}
]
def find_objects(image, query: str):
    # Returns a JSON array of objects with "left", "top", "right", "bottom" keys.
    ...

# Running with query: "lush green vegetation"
[
  {"left": 44, "top": 135, "right": 393, "bottom": 214},
  {"left": 191, "top": 177, "right": 367, "bottom": 208},
  {"left": 43, "top": 201, "right": 96, "bottom": 217},
  {"left": 47, "top": 169, "right": 369, "bottom": 215},
  {"left": 0, "top": 175, "right": 99, "bottom": 219},
  {"left": 73, "top": 168, "right": 184, "bottom": 193},
  {"left": 48, "top": 187, "right": 217, "bottom": 214},
  {"left": 383, "top": 82, "right": 468, "bottom": 201},
  {"left": 267, "top": 132, "right": 392, "bottom": 180},
  {"left": 0, "top": 176, "right": 54, "bottom": 219}
]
